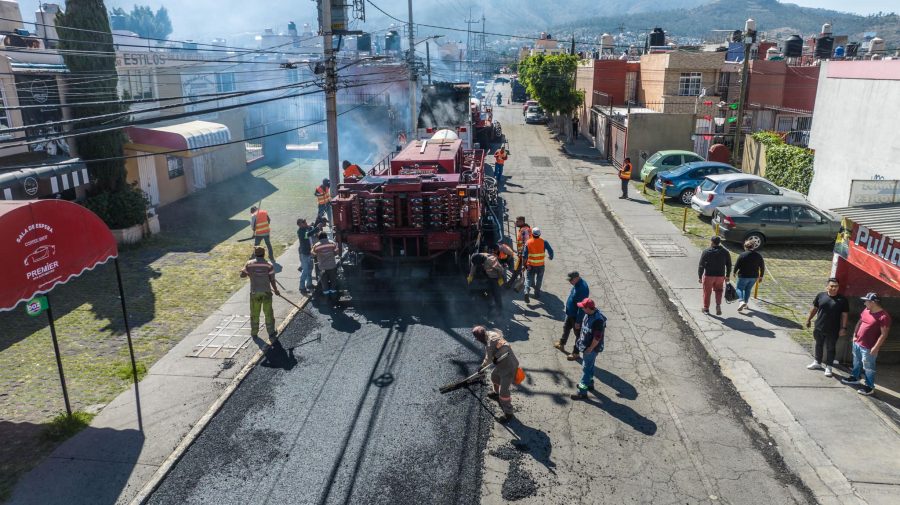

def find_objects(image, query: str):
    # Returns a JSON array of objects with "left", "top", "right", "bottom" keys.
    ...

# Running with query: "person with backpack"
[{"left": 570, "top": 298, "right": 606, "bottom": 400}]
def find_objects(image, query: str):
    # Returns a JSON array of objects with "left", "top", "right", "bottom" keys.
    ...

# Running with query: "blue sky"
[{"left": 12, "top": 1, "right": 898, "bottom": 41}]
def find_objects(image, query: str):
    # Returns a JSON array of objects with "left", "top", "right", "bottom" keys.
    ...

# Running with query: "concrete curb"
[
  {"left": 128, "top": 299, "right": 307, "bottom": 505},
  {"left": 587, "top": 176, "right": 864, "bottom": 505}
]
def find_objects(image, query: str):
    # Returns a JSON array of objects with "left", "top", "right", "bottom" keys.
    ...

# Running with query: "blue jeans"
[
  {"left": 254, "top": 235, "right": 274, "bottom": 262},
  {"left": 577, "top": 351, "right": 599, "bottom": 394},
  {"left": 851, "top": 342, "right": 877, "bottom": 389},
  {"left": 299, "top": 253, "right": 313, "bottom": 291},
  {"left": 735, "top": 277, "right": 757, "bottom": 304},
  {"left": 525, "top": 265, "right": 545, "bottom": 295},
  {"left": 495, "top": 163, "right": 504, "bottom": 179}
]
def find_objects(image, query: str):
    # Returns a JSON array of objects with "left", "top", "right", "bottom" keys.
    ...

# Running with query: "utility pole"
[
  {"left": 322, "top": 0, "right": 340, "bottom": 196},
  {"left": 732, "top": 18, "right": 756, "bottom": 168},
  {"left": 407, "top": 0, "right": 417, "bottom": 138},
  {"left": 425, "top": 41, "right": 432, "bottom": 85}
]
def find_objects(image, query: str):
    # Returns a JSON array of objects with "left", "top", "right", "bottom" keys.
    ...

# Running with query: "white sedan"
[{"left": 691, "top": 173, "right": 806, "bottom": 217}]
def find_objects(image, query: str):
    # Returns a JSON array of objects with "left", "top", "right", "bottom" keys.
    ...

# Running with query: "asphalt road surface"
[{"left": 146, "top": 292, "right": 500, "bottom": 505}]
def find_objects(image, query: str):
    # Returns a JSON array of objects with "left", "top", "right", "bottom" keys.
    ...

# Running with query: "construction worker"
[
  {"left": 240, "top": 246, "right": 280, "bottom": 341},
  {"left": 619, "top": 157, "right": 633, "bottom": 199},
  {"left": 493, "top": 145, "right": 509, "bottom": 181},
  {"left": 496, "top": 240, "right": 516, "bottom": 276},
  {"left": 523, "top": 227, "right": 554, "bottom": 303},
  {"left": 311, "top": 231, "right": 339, "bottom": 300},
  {"left": 468, "top": 250, "right": 505, "bottom": 312},
  {"left": 315, "top": 178, "right": 332, "bottom": 224},
  {"left": 507, "top": 216, "right": 531, "bottom": 289},
  {"left": 473, "top": 326, "right": 519, "bottom": 423},
  {"left": 250, "top": 206, "right": 274, "bottom": 262},
  {"left": 342, "top": 160, "right": 365, "bottom": 180}
]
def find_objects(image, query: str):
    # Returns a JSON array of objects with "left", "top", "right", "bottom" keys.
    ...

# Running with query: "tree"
[
  {"left": 518, "top": 53, "right": 583, "bottom": 140},
  {"left": 110, "top": 5, "right": 173, "bottom": 40},
  {"left": 56, "top": 0, "right": 127, "bottom": 193}
]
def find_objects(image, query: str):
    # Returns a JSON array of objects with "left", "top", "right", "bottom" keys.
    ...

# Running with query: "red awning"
[{"left": 0, "top": 200, "right": 117, "bottom": 311}]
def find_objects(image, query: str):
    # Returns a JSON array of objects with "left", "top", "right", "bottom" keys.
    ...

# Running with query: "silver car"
[{"left": 691, "top": 173, "right": 806, "bottom": 217}]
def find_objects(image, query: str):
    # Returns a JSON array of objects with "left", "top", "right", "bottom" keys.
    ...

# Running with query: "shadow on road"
[
  {"left": 594, "top": 368, "right": 639, "bottom": 400},
  {"left": 582, "top": 388, "right": 658, "bottom": 436}
]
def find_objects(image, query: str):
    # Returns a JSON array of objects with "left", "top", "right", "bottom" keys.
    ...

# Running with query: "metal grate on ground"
[
  {"left": 634, "top": 235, "right": 687, "bottom": 258},
  {"left": 190, "top": 315, "right": 257, "bottom": 358}
]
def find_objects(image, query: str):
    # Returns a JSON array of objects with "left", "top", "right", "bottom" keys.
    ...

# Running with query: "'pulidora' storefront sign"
[{"left": 842, "top": 223, "right": 900, "bottom": 292}]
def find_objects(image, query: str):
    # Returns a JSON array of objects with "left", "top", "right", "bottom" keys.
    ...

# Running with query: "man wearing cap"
[
  {"left": 523, "top": 227, "right": 554, "bottom": 303},
  {"left": 570, "top": 298, "right": 607, "bottom": 400},
  {"left": 555, "top": 271, "right": 589, "bottom": 359},
  {"left": 240, "top": 247, "right": 280, "bottom": 341},
  {"left": 841, "top": 293, "right": 892, "bottom": 396},
  {"left": 311, "top": 231, "right": 339, "bottom": 300},
  {"left": 474, "top": 326, "right": 519, "bottom": 423},
  {"left": 315, "top": 178, "right": 332, "bottom": 224},
  {"left": 698, "top": 236, "right": 732, "bottom": 315}
]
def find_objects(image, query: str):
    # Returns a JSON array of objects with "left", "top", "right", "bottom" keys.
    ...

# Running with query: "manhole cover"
[
  {"left": 634, "top": 235, "right": 687, "bottom": 258},
  {"left": 190, "top": 315, "right": 255, "bottom": 358},
  {"left": 529, "top": 156, "right": 551, "bottom": 167}
]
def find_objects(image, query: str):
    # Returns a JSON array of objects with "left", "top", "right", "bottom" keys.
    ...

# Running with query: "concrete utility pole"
[
  {"left": 323, "top": 0, "right": 340, "bottom": 196},
  {"left": 407, "top": 0, "right": 417, "bottom": 138},
  {"left": 732, "top": 18, "right": 756, "bottom": 168},
  {"left": 425, "top": 40, "right": 432, "bottom": 85}
]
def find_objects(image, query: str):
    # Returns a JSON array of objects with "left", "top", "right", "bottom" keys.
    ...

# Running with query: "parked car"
[
  {"left": 690, "top": 173, "right": 807, "bottom": 217},
  {"left": 495, "top": 77, "right": 510, "bottom": 83},
  {"left": 713, "top": 196, "right": 841, "bottom": 249},
  {"left": 639, "top": 150, "right": 705, "bottom": 185},
  {"left": 654, "top": 162, "right": 740, "bottom": 205},
  {"left": 525, "top": 106, "right": 547, "bottom": 124},
  {"left": 522, "top": 99, "right": 538, "bottom": 115}
]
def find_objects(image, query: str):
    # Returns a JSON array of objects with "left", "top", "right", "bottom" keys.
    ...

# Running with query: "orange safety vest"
[
  {"left": 343, "top": 164, "right": 364, "bottom": 178},
  {"left": 525, "top": 237, "right": 546, "bottom": 267},
  {"left": 254, "top": 209, "right": 271, "bottom": 236},
  {"left": 494, "top": 150, "right": 508, "bottom": 164},
  {"left": 516, "top": 225, "right": 531, "bottom": 253},
  {"left": 315, "top": 186, "right": 331, "bottom": 205},
  {"left": 619, "top": 162, "right": 633, "bottom": 180}
]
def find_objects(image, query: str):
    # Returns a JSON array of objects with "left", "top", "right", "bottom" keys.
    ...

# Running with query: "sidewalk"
[
  {"left": 588, "top": 173, "right": 900, "bottom": 505},
  {"left": 8, "top": 243, "right": 307, "bottom": 505},
  {"left": 560, "top": 136, "right": 603, "bottom": 160}
]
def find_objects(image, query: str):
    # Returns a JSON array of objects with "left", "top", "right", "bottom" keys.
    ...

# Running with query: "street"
[{"left": 147, "top": 92, "right": 813, "bottom": 504}]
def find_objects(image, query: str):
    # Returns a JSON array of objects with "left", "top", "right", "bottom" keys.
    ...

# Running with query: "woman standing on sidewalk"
[{"left": 733, "top": 240, "right": 765, "bottom": 313}]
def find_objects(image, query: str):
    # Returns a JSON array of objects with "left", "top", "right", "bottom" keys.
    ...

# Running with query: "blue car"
[{"left": 654, "top": 161, "right": 740, "bottom": 205}]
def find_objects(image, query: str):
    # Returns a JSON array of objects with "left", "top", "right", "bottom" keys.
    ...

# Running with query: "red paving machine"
[{"left": 332, "top": 130, "right": 506, "bottom": 285}]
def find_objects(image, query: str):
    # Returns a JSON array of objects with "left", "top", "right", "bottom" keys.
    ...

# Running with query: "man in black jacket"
[{"left": 698, "top": 236, "right": 732, "bottom": 315}]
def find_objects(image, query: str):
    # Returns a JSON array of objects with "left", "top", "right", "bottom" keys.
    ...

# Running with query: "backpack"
[{"left": 724, "top": 282, "right": 738, "bottom": 303}]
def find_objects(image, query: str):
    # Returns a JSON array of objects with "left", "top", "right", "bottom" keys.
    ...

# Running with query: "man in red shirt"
[{"left": 841, "top": 293, "right": 892, "bottom": 396}]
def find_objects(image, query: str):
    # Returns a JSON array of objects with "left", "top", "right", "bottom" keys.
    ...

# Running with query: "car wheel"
[
  {"left": 711, "top": 209, "right": 718, "bottom": 220},
  {"left": 744, "top": 232, "right": 766, "bottom": 250},
  {"left": 647, "top": 175, "right": 657, "bottom": 189},
  {"left": 679, "top": 189, "right": 694, "bottom": 205}
]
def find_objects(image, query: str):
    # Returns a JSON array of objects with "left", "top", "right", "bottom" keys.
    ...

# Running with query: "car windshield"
[
  {"left": 700, "top": 179, "right": 717, "bottom": 191},
  {"left": 645, "top": 153, "right": 663, "bottom": 165},
  {"left": 528, "top": 106, "right": 542, "bottom": 113},
  {"left": 730, "top": 198, "right": 759, "bottom": 214}
]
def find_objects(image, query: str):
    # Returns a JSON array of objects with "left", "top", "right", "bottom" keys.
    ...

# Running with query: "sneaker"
[
  {"left": 702, "top": 308, "right": 710, "bottom": 315},
  {"left": 716, "top": 305, "right": 722, "bottom": 315},
  {"left": 840, "top": 376, "right": 861, "bottom": 385},
  {"left": 824, "top": 366, "right": 833, "bottom": 378},
  {"left": 806, "top": 361, "right": 824, "bottom": 371},
  {"left": 524, "top": 292, "right": 530, "bottom": 303},
  {"left": 738, "top": 302, "right": 747, "bottom": 312},
  {"left": 857, "top": 386, "right": 875, "bottom": 396},
  {"left": 567, "top": 353, "right": 580, "bottom": 361}
]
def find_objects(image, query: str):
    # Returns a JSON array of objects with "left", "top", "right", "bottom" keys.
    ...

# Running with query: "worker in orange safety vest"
[
  {"left": 523, "top": 227, "right": 554, "bottom": 303},
  {"left": 342, "top": 160, "right": 365, "bottom": 180},
  {"left": 315, "top": 178, "right": 332, "bottom": 224},
  {"left": 507, "top": 216, "right": 531, "bottom": 290},
  {"left": 249, "top": 206, "right": 274, "bottom": 262},
  {"left": 619, "top": 157, "right": 633, "bottom": 199}
]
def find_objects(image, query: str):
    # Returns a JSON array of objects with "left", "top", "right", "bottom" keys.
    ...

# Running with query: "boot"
[
  {"left": 553, "top": 340, "right": 566, "bottom": 352},
  {"left": 567, "top": 351, "right": 580, "bottom": 361}
]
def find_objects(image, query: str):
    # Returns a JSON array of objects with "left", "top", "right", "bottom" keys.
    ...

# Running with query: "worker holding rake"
[{"left": 473, "top": 326, "right": 520, "bottom": 423}]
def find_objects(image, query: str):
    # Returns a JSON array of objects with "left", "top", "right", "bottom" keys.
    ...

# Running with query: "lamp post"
[{"left": 732, "top": 18, "right": 757, "bottom": 167}]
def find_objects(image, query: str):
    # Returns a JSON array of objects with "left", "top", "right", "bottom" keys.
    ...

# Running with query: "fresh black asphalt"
[{"left": 147, "top": 291, "right": 498, "bottom": 505}]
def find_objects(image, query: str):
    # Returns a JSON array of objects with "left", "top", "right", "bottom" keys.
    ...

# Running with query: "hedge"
[
  {"left": 84, "top": 184, "right": 149, "bottom": 229},
  {"left": 751, "top": 131, "right": 815, "bottom": 195}
]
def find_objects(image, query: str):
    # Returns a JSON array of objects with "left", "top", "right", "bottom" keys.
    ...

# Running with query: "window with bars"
[
  {"left": 716, "top": 72, "right": 731, "bottom": 99},
  {"left": 216, "top": 72, "right": 236, "bottom": 93},
  {"left": 678, "top": 72, "right": 702, "bottom": 96},
  {"left": 166, "top": 156, "right": 184, "bottom": 179},
  {"left": 118, "top": 71, "right": 155, "bottom": 100}
]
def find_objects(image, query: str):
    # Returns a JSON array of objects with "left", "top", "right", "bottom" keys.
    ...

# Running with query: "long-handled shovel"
[{"left": 439, "top": 365, "right": 489, "bottom": 394}]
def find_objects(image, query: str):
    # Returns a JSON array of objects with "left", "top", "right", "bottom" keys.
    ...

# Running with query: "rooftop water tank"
[
  {"left": 357, "top": 33, "right": 371, "bottom": 52},
  {"left": 766, "top": 47, "right": 781, "bottom": 60},
  {"left": 815, "top": 35, "right": 834, "bottom": 59},
  {"left": 821, "top": 23, "right": 832, "bottom": 36},
  {"left": 784, "top": 35, "right": 803, "bottom": 57},
  {"left": 846, "top": 42, "right": 860, "bottom": 57},
  {"left": 649, "top": 27, "right": 665, "bottom": 47},
  {"left": 869, "top": 37, "right": 885, "bottom": 55},
  {"left": 385, "top": 30, "right": 400, "bottom": 52},
  {"left": 833, "top": 45, "right": 845, "bottom": 58},
  {"left": 600, "top": 33, "right": 614, "bottom": 48}
]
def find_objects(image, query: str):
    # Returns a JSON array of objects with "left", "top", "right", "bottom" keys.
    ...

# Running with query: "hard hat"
[
  {"left": 322, "top": 178, "right": 331, "bottom": 185},
  {"left": 532, "top": 227, "right": 541, "bottom": 237}
]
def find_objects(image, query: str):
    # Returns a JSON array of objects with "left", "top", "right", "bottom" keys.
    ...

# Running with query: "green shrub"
[
  {"left": 41, "top": 411, "right": 95, "bottom": 443},
  {"left": 110, "top": 361, "right": 147, "bottom": 382},
  {"left": 751, "top": 131, "right": 815, "bottom": 195},
  {"left": 84, "top": 184, "right": 148, "bottom": 229}
]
